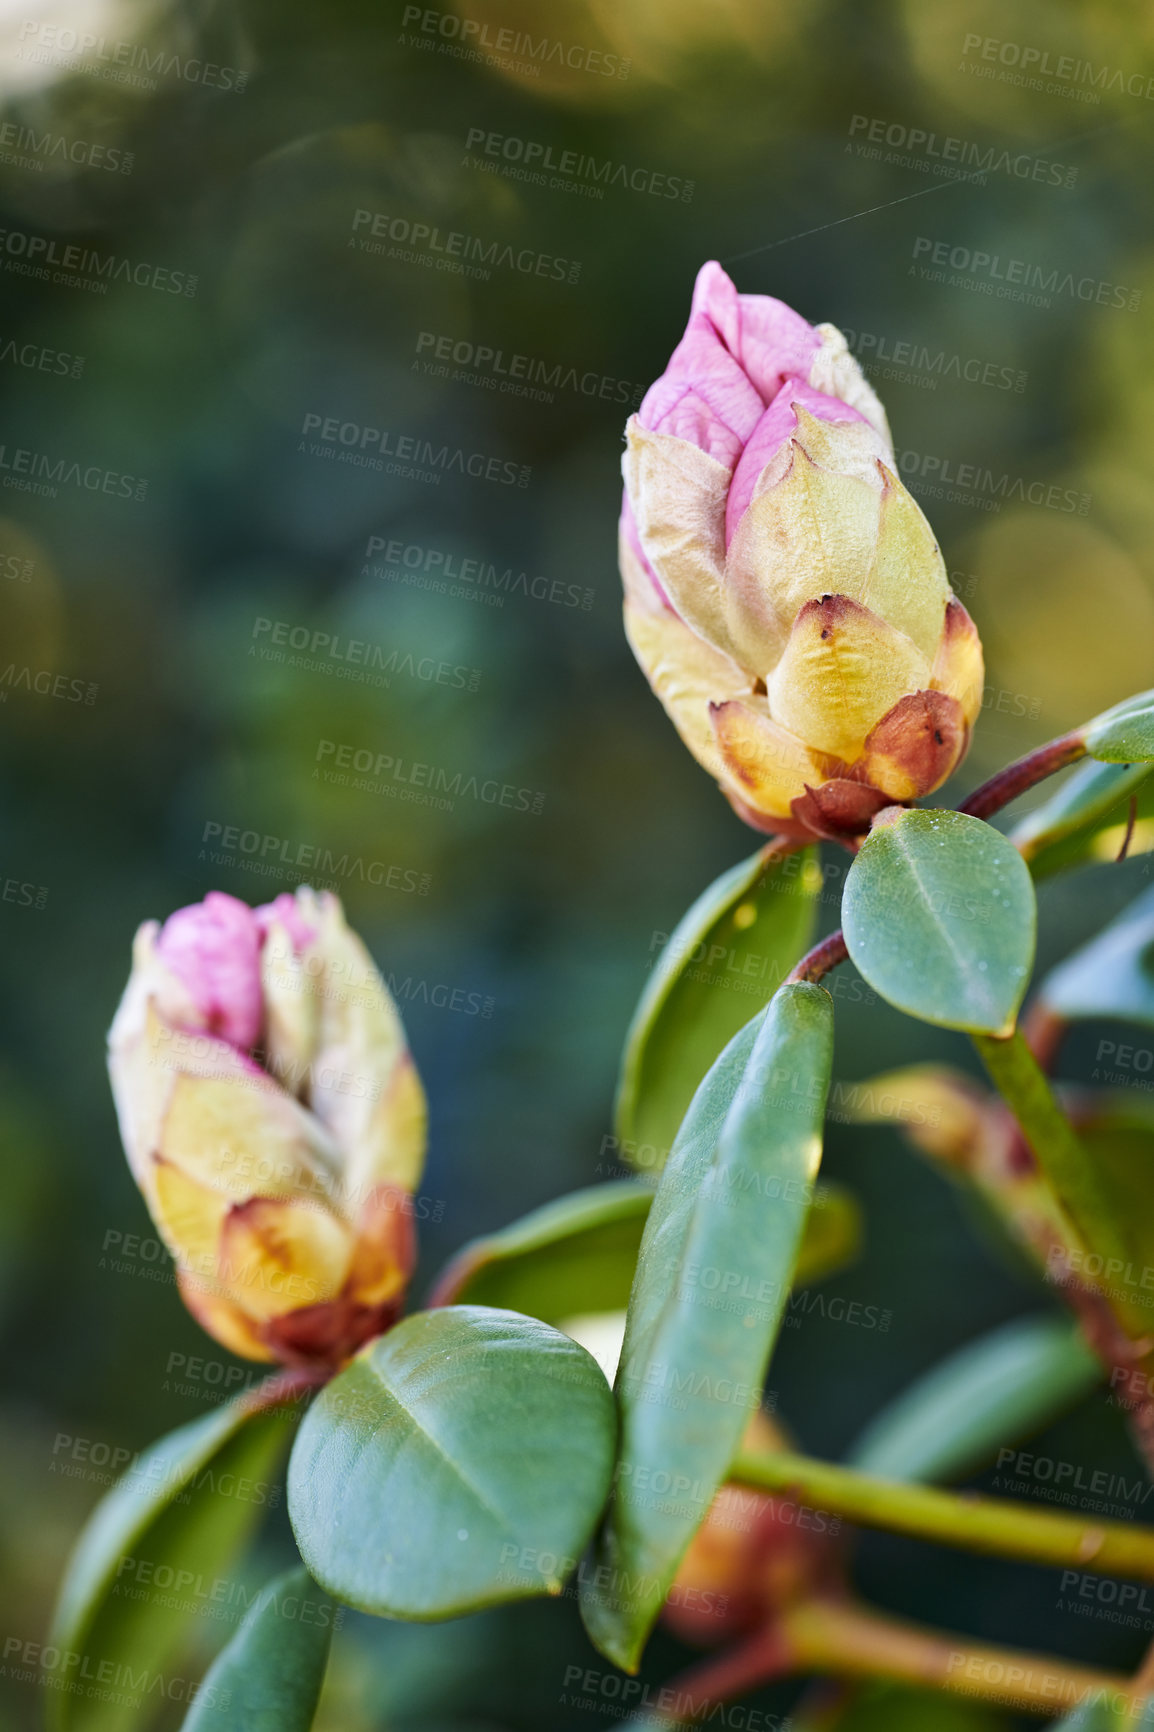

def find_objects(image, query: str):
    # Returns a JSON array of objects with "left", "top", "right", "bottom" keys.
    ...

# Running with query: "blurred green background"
[{"left": 3, "top": 0, "right": 1154, "bottom": 1725}]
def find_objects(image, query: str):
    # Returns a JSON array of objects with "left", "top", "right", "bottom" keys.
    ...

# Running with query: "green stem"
[
  {"left": 729, "top": 1449, "right": 1154, "bottom": 1579},
  {"left": 973, "top": 1028, "right": 1151, "bottom": 1339},
  {"left": 632, "top": 1593, "right": 1134, "bottom": 1726},
  {"left": 780, "top": 1597, "right": 1131, "bottom": 1719}
]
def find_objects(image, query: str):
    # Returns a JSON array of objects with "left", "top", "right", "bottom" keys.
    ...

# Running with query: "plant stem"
[
  {"left": 1118, "top": 793, "right": 1140, "bottom": 862},
  {"left": 782, "top": 736, "right": 1089, "bottom": 987},
  {"left": 781, "top": 1597, "right": 1130, "bottom": 1719},
  {"left": 626, "top": 1596, "right": 1130, "bottom": 1726},
  {"left": 973, "top": 1029, "right": 1151, "bottom": 1340},
  {"left": 786, "top": 930, "right": 848, "bottom": 986},
  {"left": 959, "top": 731, "right": 1086, "bottom": 821},
  {"left": 615, "top": 1628, "right": 791, "bottom": 1728},
  {"left": 729, "top": 1449, "right": 1154, "bottom": 1580},
  {"left": 783, "top": 731, "right": 1097, "bottom": 986}
]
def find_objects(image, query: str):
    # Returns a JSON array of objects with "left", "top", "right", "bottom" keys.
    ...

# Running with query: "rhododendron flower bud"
[
  {"left": 108, "top": 888, "right": 426, "bottom": 1367},
  {"left": 621, "top": 262, "right": 983, "bottom": 842}
]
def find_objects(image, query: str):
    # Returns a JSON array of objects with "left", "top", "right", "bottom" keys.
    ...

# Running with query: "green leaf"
[
  {"left": 287, "top": 1306, "right": 616, "bottom": 1620},
  {"left": 842, "top": 809, "right": 1035, "bottom": 1036},
  {"left": 427, "top": 1177, "right": 861, "bottom": 1327},
  {"left": 615, "top": 844, "right": 818, "bottom": 1172},
  {"left": 581, "top": 982, "right": 834, "bottom": 1673},
  {"left": 1011, "top": 759, "right": 1154, "bottom": 879},
  {"left": 427, "top": 1181, "right": 653, "bottom": 1323},
  {"left": 847, "top": 1315, "right": 1101, "bottom": 1484},
  {"left": 179, "top": 1566, "right": 333, "bottom": 1732},
  {"left": 48, "top": 1395, "right": 294, "bottom": 1732},
  {"left": 1084, "top": 688, "right": 1154, "bottom": 763},
  {"left": 1038, "top": 883, "right": 1154, "bottom": 1028}
]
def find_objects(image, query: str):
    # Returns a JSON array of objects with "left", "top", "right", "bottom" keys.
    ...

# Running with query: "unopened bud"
[
  {"left": 107, "top": 889, "right": 426, "bottom": 1366},
  {"left": 622, "top": 262, "right": 983, "bottom": 844}
]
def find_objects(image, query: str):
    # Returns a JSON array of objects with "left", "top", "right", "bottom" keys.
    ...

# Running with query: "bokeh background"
[{"left": 3, "top": 0, "right": 1154, "bottom": 1726}]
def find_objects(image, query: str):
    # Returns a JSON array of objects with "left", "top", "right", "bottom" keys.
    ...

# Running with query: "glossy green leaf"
[
  {"left": 1038, "top": 883, "right": 1154, "bottom": 1028},
  {"left": 581, "top": 982, "right": 834, "bottom": 1673},
  {"left": 843, "top": 809, "right": 1035, "bottom": 1036},
  {"left": 288, "top": 1306, "right": 616, "bottom": 1620},
  {"left": 848, "top": 1315, "right": 1101, "bottom": 1485},
  {"left": 615, "top": 844, "right": 818, "bottom": 1172},
  {"left": 180, "top": 1566, "right": 333, "bottom": 1732},
  {"left": 1011, "top": 759, "right": 1154, "bottom": 879},
  {"left": 1084, "top": 688, "right": 1154, "bottom": 763},
  {"left": 427, "top": 1177, "right": 861, "bottom": 1327},
  {"left": 49, "top": 1396, "right": 295, "bottom": 1732},
  {"left": 427, "top": 1181, "right": 653, "bottom": 1323}
]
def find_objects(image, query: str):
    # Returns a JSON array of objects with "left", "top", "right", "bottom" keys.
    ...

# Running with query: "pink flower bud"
[
  {"left": 153, "top": 892, "right": 268, "bottom": 1050},
  {"left": 622, "top": 263, "right": 983, "bottom": 843},
  {"left": 108, "top": 888, "right": 426, "bottom": 1366}
]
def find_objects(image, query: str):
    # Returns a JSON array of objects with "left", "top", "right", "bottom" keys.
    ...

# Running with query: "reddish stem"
[
  {"left": 625, "top": 1627, "right": 792, "bottom": 1728},
  {"left": 781, "top": 736, "right": 1086, "bottom": 991},
  {"left": 780, "top": 732, "right": 1090, "bottom": 989},
  {"left": 958, "top": 731, "right": 1086, "bottom": 822},
  {"left": 787, "top": 930, "right": 848, "bottom": 986},
  {"left": 1118, "top": 793, "right": 1140, "bottom": 862}
]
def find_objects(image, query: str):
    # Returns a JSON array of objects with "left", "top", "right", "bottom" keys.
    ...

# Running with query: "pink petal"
[
  {"left": 637, "top": 263, "right": 826, "bottom": 473},
  {"left": 725, "top": 381, "right": 864, "bottom": 546},
  {"left": 256, "top": 891, "right": 317, "bottom": 954},
  {"left": 689, "top": 262, "right": 822, "bottom": 407},
  {"left": 155, "top": 892, "right": 264, "bottom": 1050},
  {"left": 638, "top": 352, "right": 758, "bottom": 467}
]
